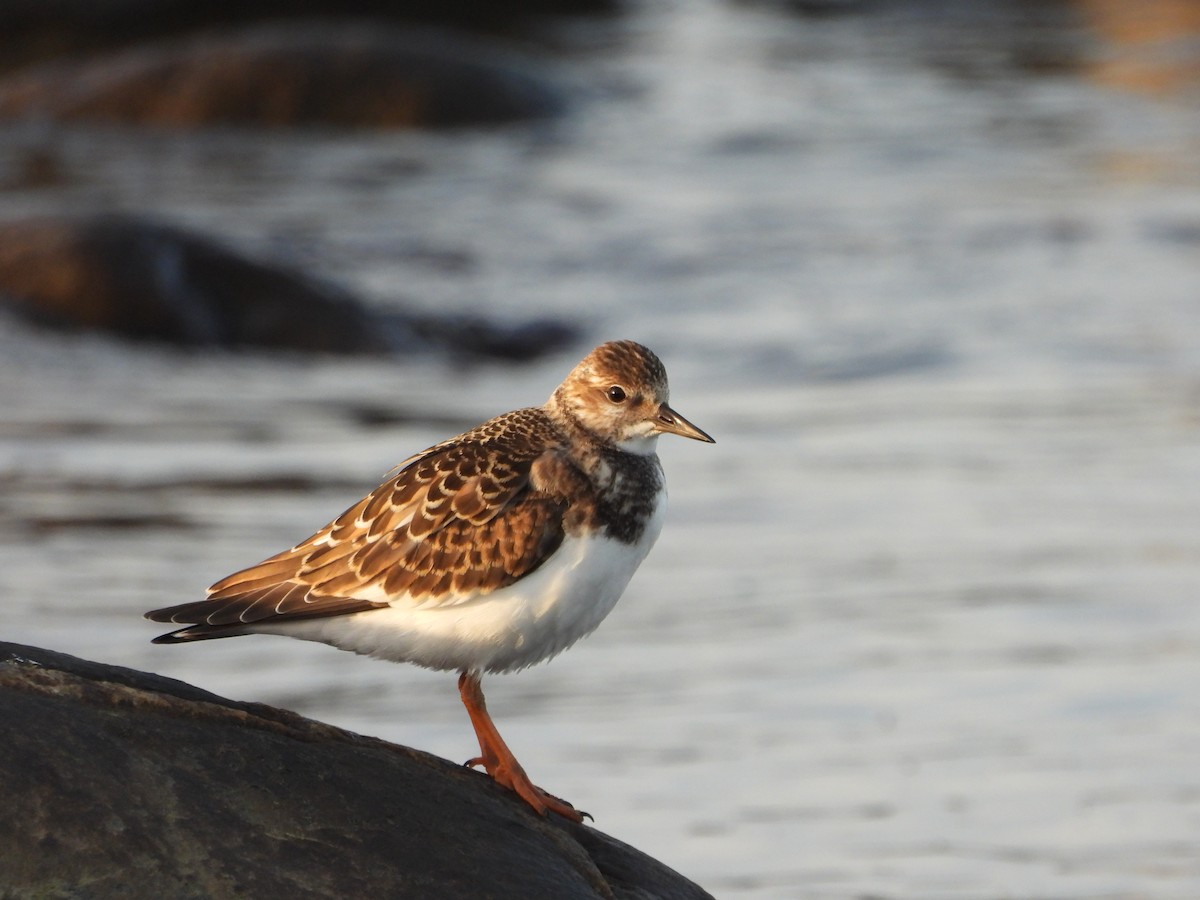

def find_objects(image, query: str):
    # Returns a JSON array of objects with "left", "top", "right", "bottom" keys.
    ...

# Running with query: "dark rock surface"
[
  {"left": 0, "top": 22, "right": 565, "bottom": 129},
  {"left": 0, "top": 214, "right": 576, "bottom": 360},
  {"left": 0, "top": 642, "right": 714, "bottom": 900},
  {"left": 0, "top": 0, "right": 619, "bottom": 70}
]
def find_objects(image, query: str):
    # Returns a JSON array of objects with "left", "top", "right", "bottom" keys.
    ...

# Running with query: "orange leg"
[{"left": 457, "top": 671, "right": 586, "bottom": 822}]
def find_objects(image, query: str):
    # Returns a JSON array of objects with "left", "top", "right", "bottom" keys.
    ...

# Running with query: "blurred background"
[{"left": 2, "top": 1, "right": 1199, "bottom": 896}]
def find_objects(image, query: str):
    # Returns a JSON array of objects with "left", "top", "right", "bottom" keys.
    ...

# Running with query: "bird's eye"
[{"left": 606, "top": 385, "right": 627, "bottom": 403}]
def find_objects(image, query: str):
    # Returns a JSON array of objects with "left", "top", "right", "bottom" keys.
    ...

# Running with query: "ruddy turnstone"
[{"left": 146, "top": 340, "right": 713, "bottom": 822}]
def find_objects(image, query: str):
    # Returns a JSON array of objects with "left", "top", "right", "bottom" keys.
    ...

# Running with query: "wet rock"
[
  {"left": 0, "top": 642, "right": 714, "bottom": 900},
  {"left": 0, "top": 22, "right": 566, "bottom": 129},
  {"left": 0, "top": 214, "right": 576, "bottom": 360}
]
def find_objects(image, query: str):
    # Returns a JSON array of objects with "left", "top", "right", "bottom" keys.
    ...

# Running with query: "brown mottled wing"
[{"left": 146, "top": 408, "right": 582, "bottom": 629}]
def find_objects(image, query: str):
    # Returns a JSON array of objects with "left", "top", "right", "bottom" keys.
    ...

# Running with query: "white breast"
[{"left": 259, "top": 492, "right": 667, "bottom": 674}]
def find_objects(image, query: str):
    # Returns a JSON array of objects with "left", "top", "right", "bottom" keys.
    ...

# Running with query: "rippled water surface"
[{"left": 3, "top": 2, "right": 1200, "bottom": 897}]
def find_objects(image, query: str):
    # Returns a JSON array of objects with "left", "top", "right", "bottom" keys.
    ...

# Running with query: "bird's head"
[{"left": 550, "top": 340, "right": 714, "bottom": 454}]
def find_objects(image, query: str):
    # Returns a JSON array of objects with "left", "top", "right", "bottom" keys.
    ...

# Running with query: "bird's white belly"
[{"left": 259, "top": 499, "right": 666, "bottom": 673}]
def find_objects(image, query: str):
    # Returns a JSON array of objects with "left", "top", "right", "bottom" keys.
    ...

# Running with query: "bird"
[{"left": 146, "top": 339, "right": 714, "bottom": 822}]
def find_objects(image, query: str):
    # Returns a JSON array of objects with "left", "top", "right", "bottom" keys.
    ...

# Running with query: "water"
[{"left": 2, "top": 2, "right": 1200, "bottom": 896}]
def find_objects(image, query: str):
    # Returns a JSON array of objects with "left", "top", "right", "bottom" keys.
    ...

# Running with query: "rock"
[
  {"left": 0, "top": 22, "right": 565, "bottom": 129},
  {"left": 0, "top": 642, "right": 714, "bottom": 900},
  {"left": 0, "top": 1, "right": 619, "bottom": 71},
  {"left": 0, "top": 214, "right": 577, "bottom": 360}
]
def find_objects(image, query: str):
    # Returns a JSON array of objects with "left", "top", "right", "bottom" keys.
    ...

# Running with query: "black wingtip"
[
  {"left": 149, "top": 624, "right": 239, "bottom": 644},
  {"left": 146, "top": 608, "right": 193, "bottom": 643}
]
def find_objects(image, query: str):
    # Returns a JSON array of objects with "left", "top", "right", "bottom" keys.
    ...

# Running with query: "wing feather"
[{"left": 146, "top": 408, "right": 579, "bottom": 632}]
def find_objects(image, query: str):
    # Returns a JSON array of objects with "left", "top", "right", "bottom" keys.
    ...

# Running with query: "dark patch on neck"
[
  {"left": 551, "top": 402, "right": 664, "bottom": 544},
  {"left": 590, "top": 447, "right": 663, "bottom": 544}
]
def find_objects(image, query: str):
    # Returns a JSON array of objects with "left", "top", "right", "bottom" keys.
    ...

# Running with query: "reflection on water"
[{"left": 2, "top": 2, "right": 1200, "bottom": 897}]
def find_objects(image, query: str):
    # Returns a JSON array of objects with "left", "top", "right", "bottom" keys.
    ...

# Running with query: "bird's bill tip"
[{"left": 655, "top": 404, "right": 715, "bottom": 443}]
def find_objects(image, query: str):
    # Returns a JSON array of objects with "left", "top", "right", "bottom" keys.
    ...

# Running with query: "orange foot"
[{"left": 458, "top": 671, "right": 588, "bottom": 823}]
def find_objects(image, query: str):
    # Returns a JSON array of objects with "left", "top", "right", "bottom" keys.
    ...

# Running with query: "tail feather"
[{"left": 150, "top": 623, "right": 251, "bottom": 644}]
